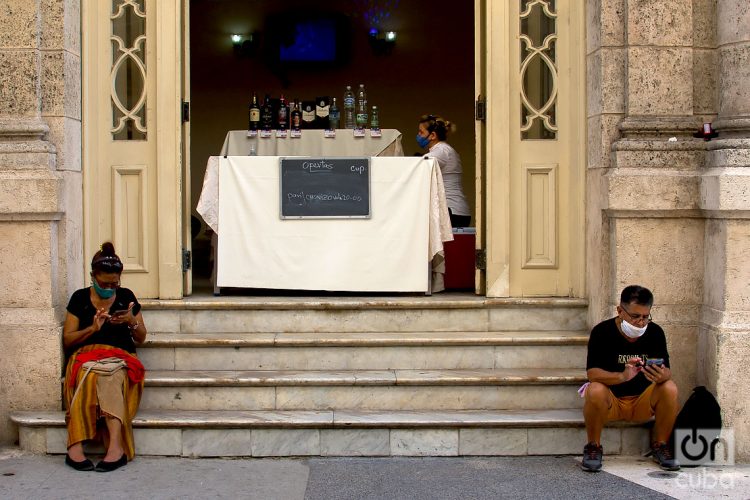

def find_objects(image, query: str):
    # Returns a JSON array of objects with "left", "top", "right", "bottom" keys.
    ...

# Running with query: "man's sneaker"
[
  {"left": 581, "top": 442, "right": 603, "bottom": 472},
  {"left": 648, "top": 442, "right": 680, "bottom": 471}
]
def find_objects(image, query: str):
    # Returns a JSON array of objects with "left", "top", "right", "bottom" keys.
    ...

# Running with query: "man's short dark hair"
[{"left": 620, "top": 285, "right": 654, "bottom": 307}]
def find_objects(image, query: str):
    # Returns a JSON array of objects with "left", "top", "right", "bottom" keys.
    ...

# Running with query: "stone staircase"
[{"left": 12, "top": 295, "right": 650, "bottom": 457}]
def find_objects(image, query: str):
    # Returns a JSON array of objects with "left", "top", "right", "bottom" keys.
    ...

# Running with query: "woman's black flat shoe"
[
  {"left": 94, "top": 454, "right": 127, "bottom": 472},
  {"left": 65, "top": 454, "right": 95, "bottom": 471}
]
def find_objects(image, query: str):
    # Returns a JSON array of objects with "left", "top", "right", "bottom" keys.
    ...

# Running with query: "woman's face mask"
[
  {"left": 91, "top": 273, "right": 119, "bottom": 299},
  {"left": 416, "top": 133, "right": 430, "bottom": 149}
]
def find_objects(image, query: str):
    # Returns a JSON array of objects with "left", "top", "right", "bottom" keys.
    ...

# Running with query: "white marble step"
[
  {"left": 143, "top": 368, "right": 586, "bottom": 386},
  {"left": 137, "top": 332, "right": 588, "bottom": 372},
  {"left": 140, "top": 386, "right": 582, "bottom": 412},
  {"left": 144, "top": 330, "right": 589, "bottom": 347},
  {"left": 139, "top": 345, "right": 586, "bottom": 372},
  {"left": 136, "top": 368, "right": 586, "bottom": 411},
  {"left": 12, "top": 409, "right": 650, "bottom": 457},
  {"left": 141, "top": 298, "right": 587, "bottom": 334}
]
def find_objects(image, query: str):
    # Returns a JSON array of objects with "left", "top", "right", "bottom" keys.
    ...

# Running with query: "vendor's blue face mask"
[{"left": 416, "top": 134, "right": 430, "bottom": 149}]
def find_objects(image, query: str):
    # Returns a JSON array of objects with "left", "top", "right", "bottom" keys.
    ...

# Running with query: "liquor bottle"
[
  {"left": 315, "top": 96, "right": 330, "bottom": 128},
  {"left": 248, "top": 93, "right": 260, "bottom": 131},
  {"left": 301, "top": 101, "right": 316, "bottom": 128},
  {"left": 328, "top": 98, "right": 340, "bottom": 130},
  {"left": 290, "top": 99, "right": 302, "bottom": 131},
  {"left": 343, "top": 85, "right": 355, "bottom": 129},
  {"left": 261, "top": 94, "right": 274, "bottom": 131},
  {"left": 370, "top": 105, "right": 379, "bottom": 129},
  {"left": 356, "top": 84, "right": 368, "bottom": 129},
  {"left": 277, "top": 94, "right": 289, "bottom": 130}
]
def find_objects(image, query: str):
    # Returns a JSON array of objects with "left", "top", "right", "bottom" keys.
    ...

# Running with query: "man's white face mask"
[{"left": 621, "top": 319, "right": 647, "bottom": 338}]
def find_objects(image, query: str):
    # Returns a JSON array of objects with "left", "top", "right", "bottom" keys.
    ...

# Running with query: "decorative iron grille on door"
[
  {"left": 520, "top": 0, "right": 557, "bottom": 140},
  {"left": 111, "top": 0, "right": 147, "bottom": 140}
]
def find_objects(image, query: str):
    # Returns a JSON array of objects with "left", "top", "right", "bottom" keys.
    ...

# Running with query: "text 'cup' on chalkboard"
[{"left": 280, "top": 158, "right": 370, "bottom": 218}]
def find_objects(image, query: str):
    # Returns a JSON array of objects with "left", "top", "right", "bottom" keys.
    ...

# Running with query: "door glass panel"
[
  {"left": 111, "top": 0, "right": 147, "bottom": 140},
  {"left": 520, "top": 0, "right": 557, "bottom": 140}
]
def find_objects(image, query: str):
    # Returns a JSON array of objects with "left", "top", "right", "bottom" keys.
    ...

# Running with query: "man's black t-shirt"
[
  {"left": 66, "top": 287, "right": 141, "bottom": 355},
  {"left": 586, "top": 317, "right": 670, "bottom": 397}
]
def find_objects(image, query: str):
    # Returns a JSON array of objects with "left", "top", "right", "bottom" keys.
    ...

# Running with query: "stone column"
[
  {"left": 699, "top": 0, "right": 750, "bottom": 462},
  {"left": 601, "top": 0, "right": 705, "bottom": 400},
  {"left": 0, "top": 0, "right": 82, "bottom": 445}
]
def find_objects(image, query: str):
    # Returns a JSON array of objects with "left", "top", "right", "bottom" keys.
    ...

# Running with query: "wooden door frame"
[{"left": 155, "top": 0, "right": 184, "bottom": 299}]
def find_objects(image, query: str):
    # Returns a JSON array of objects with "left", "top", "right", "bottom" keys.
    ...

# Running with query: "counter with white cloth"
[
  {"left": 197, "top": 155, "right": 453, "bottom": 293},
  {"left": 220, "top": 129, "right": 404, "bottom": 157}
]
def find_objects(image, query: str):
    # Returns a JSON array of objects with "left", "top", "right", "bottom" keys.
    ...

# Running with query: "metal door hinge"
[
  {"left": 182, "top": 101, "right": 190, "bottom": 123},
  {"left": 475, "top": 249, "right": 486, "bottom": 270},
  {"left": 182, "top": 249, "right": 191, "bottom": 271},
  {"left": 475, "top": 96, "right": 486, "bottom": 122}
]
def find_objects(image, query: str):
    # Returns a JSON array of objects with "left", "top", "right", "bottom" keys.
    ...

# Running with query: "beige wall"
[
  {"left": 0, "top": 0, "right": 83, "bottom": 444},
  {"left": 189, "top": 0, "right": 476, "bottom": 236}
]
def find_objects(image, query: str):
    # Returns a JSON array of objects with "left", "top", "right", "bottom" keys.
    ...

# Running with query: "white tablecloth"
[{"left": 198, "top": 156, "right": 452, "bottom": 292}]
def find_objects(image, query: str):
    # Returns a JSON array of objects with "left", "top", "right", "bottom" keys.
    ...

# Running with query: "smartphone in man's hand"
[{"left": 644, "top": 358, "right": 664, "bottom": 367}]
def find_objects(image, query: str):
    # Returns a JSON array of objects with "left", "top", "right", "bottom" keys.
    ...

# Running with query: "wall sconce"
[
  {"left": 231, "top": 33, "right": 259, "bottom": 57},
  {"left": 368, "top": 29, "right": 397, "bottom": 56}
]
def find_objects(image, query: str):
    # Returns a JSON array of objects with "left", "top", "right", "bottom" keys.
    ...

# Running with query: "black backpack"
[{"left": 670, "top": 386, "right": 722, "bottom": 464}]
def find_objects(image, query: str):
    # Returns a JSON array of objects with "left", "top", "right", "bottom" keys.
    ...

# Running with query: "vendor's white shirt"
[{"left": 426, "top": 141, "right": 471, "bottom": 216}]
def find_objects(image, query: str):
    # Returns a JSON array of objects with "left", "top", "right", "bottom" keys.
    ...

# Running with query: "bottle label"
[
  {"left": 344, "top": 97, "right": 355, "bottom": 107},
  {"left": 302, "top": 109, "right": 316, "bottom": 122},
  {"left": 250, "top": 109, "right": 260, "bottom": 121},
  {"left": 316, "top": 104, "right": 330, "bottom": 118}
]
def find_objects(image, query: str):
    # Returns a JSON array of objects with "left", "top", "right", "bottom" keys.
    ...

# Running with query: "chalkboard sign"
[{"left": 280, "top": 157, "right": 370, "bottom": 218}]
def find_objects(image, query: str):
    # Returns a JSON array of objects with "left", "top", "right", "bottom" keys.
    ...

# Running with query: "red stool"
[{"left": 443, "top": 228, "right": 475, "bottom": 290}]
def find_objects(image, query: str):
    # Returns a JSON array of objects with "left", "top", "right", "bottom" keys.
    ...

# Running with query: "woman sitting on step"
[{"left": 62, "top": 242, "right": 147, "bottom": 472}]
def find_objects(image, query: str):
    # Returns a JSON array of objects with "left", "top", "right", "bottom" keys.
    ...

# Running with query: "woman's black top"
[{"left": 66, "top": 287, "right": 142, "bottom": 355}]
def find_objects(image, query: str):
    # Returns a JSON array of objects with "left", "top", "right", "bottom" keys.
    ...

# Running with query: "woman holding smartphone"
[{"left": 62, "top": 242, "right": 147, "bottom": 472}]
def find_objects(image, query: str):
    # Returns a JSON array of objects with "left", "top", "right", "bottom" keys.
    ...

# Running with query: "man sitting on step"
[{"left": 581, "top": 285, "right": 680, "bottom": 472}]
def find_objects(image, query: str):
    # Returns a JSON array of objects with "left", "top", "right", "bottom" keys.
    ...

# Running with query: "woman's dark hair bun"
[
  {"left": 92, "top": 241, "right": 123, "bottom": 273},
  {"left": 100, "top": 241, "right": 116, "bottom": 256}
]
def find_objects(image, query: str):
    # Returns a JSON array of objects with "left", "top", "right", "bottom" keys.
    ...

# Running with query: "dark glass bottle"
[
  {"left": 248, "top": 93, "right": 260, "bottom": 131},
  {"left": 261, "top": 94, "right": 274, "bottom": 131},
  {"left": 328, "top": 98, "right": 340, "bottom": 129},
  {"left": 291, "top": 99, "right": 302, "bottom": 131},
  {"left": 277, "top": 94, "right": 289, "bottom": 130}
]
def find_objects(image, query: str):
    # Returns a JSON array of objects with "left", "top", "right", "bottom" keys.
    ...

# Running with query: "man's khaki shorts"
[{"left": 606, "top": 383, "right": 656, "bottom": 422}]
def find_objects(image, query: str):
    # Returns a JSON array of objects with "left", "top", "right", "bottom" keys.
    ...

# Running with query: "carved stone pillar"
[
  {"left": 601, "top": 0, "right": 704, "bottom": 402},
  {"left": 0, "top": 1, "right": 82, "bottom": 445},
  {"left": 698, "top": 0, "right": 750, "bottom": 461}
]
